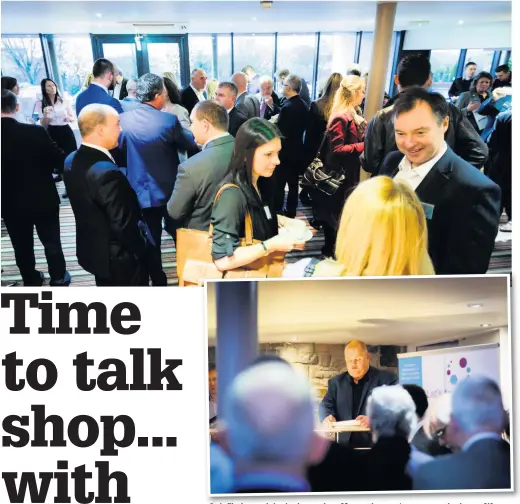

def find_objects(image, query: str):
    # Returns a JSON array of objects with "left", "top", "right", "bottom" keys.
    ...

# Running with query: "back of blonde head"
[
  {"left": 328, "top": 74, "right": 365, "bottom": 124},
  {"left": 332, "top": 176, "right": 434, "bottom": 276}
]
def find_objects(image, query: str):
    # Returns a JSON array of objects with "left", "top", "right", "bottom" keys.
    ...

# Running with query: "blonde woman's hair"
[
  {"left": 206, "top": 78, "right": 219, "bottom": 100},
  {"left": 328, "top": 74, "right": 365, "bottom": 124},
  {"left": 83, "top": 72, "right": 94, "bottom": 88},
  {"left": 322, "top": 176, "right": 434, "bottom": 276}
]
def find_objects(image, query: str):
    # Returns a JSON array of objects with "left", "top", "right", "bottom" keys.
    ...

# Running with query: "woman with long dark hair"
[
  {"left": 210, "top": 118, "right": 306, "bottom": 272},
  {"left": 162, "top": 74, "right": 191, "bottom": 129}
]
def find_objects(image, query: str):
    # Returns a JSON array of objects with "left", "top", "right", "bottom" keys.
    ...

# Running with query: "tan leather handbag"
[{"left": 176, "top": 184, "right": 285, "bottom": 286}]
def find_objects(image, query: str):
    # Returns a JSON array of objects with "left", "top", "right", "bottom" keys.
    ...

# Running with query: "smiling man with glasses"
[{"left": 319, "top": 340, "right": 399, "bottom": 447}]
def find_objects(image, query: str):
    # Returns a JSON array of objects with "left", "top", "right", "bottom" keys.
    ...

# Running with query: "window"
[
  {"left": 465, "top": 49, "right": 495, "bottom": 73},
  {"left": 217, "top": 34, "right": 232, "bottom": 81},
  {"left": 148, "top": 42, "right": 182, "bottom": 86},
  {"left": 102, "top": 43, "right": 138, "bottom": 79},
  {"left": 234, "top": 34, "right": 274, "bottom": 78},
  {"left": 430, "top": 49, "right": 461, "bottom": 97},
  {"left": 188, "top": 35, "right": 214, "bottom": 78},
  {"left": 53, "top": 35, "right": 93, "bottom": 98},
  {"left": 277, "top": 34, "right": 316, "bottom": 97},
  {"left": 358, "top": 32, "right": 374, "bottom": 74},
  {"left": 316, "top": 33, "right": 356, "bottom": 96}
]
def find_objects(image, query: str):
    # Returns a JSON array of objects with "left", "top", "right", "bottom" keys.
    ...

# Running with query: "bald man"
[
  {"left": 319, "top": 340, "right": 398, "bottom": 447},
  {"left": 63, "top": 104, "right": 150, "bottom": 286},
  {"left": 181, "top": 68, "right": 208, "bottom": 113},
  {"left": 231, "top": 72, "right": 260, "bottom": 119}
]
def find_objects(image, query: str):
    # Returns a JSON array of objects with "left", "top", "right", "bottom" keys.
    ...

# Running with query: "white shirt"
[
  {"left": 462, "top": 432, "right": 503, "bottom": 451},
  {"left": 202, "top": 132, "right": 231, "bottom": 151},
  {"left": 81, "top": 142, "right": 115, "bottom": 163},
  {"left": 394, "top": 141, "right": 448, "bottom": 192},
  {"left": 190, "top": 84, "right": 206, "bottom": 103},
  {"left": 34, "top": 98, "right": 74, "bottom": 127}
]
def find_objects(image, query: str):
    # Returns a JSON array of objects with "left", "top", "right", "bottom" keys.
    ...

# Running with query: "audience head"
[
  {"left": 282, "top": 74, "right": 301, "bottom": 98},
  {"left": 77, "top": 103, "right": 121, "bottom": 150},
  {"left": 92, "top": 58, "right": 117, "bottom": 91},
  {"left": 329, "top": 75, "right": 365, "bottom": 122},
  {"left": 447, "top": 376, "right": 505, "bottom": 449},
  {"left": 344, "top": 340, "right": 370, "bottom": 382},
  {"left": 464, "top": 61, "right": 478, "bottom": 79},
  {"left": 403, "top": 384, "right": 429, "bottom": 421},
  {"left": 319, "top": 72, "right": 342, "bottom": 120},
  {"left": 126, "top": 79, "right": 137, "bottom": 99},
  {"left": 277, "top": 68, "right": 290, "bottom": 82},
  {"left": 206, "top": 78, "right": 219, "bottom": 100},
  {"left": 346, "top": 65, "right": 362, "bottom": 77},
  {"left": 392, "top": 87, "right": 449, "bottom": 166},
  {"left": 395, "top": 54, "right": 432, "bottom": 91},
  {"left": 241, "top": 65, "right": 256, "bottom": 80},
  {"left": 215, "top": 81, "right": 238, "bottom": 110},
  {"left": 227, "top": 117, "right": 282, "bottom": 186},
  {"left": 367, "top": 385, "right": 417, "bottom": 443},
  {"left": 471, "top": 71, "right": 493, "bottom": 94},
  {"left": 208, "top": 363, "right": 217, "bottom": 400},
  {"left": 190, "top": 100, "right": 229, "bottom": 145},
  {"left": 163, "top": 75, "right": 182, "bottom": 105},
  {"left": 191, "top": 68, "right": 208, "bottom": 91},
  {"left": 40, "top": 78, "right": 61, "bottom": 107},
  {"left": 495, "top": 64, "right": 511, "bottom": 82},
  {"left": 1, "top": 76, "right": 19, "bottom": 95},
  {"left": 114, "top": 66, "right": 124, "bottom": 85},
  {"left": 423, "top": 393, "right": 452, "bottom": 447},
  {"left": 231, "top": 72, "right": 248, "bottom": 94},
  {"left": 136, "top": 73, "right": 166, "bottom": 109},
  {"left": 259, "top": 75, "right": 274, "bottom": 98},
  {"left": 224, "top": 361, "right": 325, "bottom": 472},
  {"left": 334, "top": 176, "right": 433, "bottom": 276},
  {"left": 1, "top": 89, "right": 19, "bottom": 116}
]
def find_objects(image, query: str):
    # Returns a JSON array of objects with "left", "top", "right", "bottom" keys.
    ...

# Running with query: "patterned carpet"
[{"left": 1, "top": 181, "right": 512, "bottom": 286}]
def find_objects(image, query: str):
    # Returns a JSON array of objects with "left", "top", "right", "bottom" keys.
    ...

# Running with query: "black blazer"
[
  {"left": 277, "top": 95, "right": 309, "bottom": 169},
  {"left": 303, "top": 100, "right": 327, "bottom": 167},
  {"left": 63, "top": 145, "right": 148, "bottom": 278},
  {"left": 228, "top": 107, "right": 248, "bottom": 137},
  {"left": 319, "top": 366, "right": 398, "bottom": 446},
  {"left": 1, "top": 117, "right": 65, "bottom": 217},
  {"left": 381, "top": 147, "right": 501, "bottom": 275},
  {"left": 487, "top": 110, "right": 511, "bottom": 187},
  {"left": 414, "top": 437, "right": 511, "bottom": 490},
  {"left": 180, "top": 85, "right": 200, "bottom": 114}
]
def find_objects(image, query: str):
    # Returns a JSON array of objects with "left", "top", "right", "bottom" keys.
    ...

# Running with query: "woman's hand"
[{"left": 265, "top": 233, "right": 306, "bottom": 252}]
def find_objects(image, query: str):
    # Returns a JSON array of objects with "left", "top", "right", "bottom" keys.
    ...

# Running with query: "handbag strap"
[
  {"left": 209, "top": 183, "right": 254, "bottom": 246},
  {"left": 315, "top": 129, "right": 329, "bottom": 158}
]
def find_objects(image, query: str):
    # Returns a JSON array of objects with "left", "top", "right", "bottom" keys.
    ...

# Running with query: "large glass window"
[
  {"left": 316, "top": 33, "right": 356, "bottom": 96},
  {"left": 358, "top": 32, "right": 374, "bottom": 74},
  {"left": 430, "top": 49, "right": 461, "bottom": 97},
  {"left": 465, "top": 49, "right": 495, "bottom": 73},
  {"left": 102, "top": 43, "right": 138, "bottom": 79},
  {"left": 148, "top": 42, "right": 182, "bottom": 85},
  {"left": 188, "top": 35, "right": 214, "bottom": 77},
  {"left": 277, "top": 34, "right": 316, "bottom": 96},
  {"left": 234, "top": 34, "right": 274, "bottom": 78},
  {"left": 217, "top": 34, "right": 232, "bottom": 81},
  {"left": 53, "top": 35, "right": 93, "bottom": 98}
]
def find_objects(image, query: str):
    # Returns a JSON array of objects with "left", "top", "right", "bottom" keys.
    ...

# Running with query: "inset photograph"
[{"left": 205, "top": 275, "right": 511, "bottom": 494}]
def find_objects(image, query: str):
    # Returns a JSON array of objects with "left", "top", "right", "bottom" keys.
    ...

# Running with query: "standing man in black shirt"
[
  {"left": 448, "top": 61, "right": 477, "bottom": 101},
  {"left": 319, "top": 340, "right": 398, "bottom": 447}
]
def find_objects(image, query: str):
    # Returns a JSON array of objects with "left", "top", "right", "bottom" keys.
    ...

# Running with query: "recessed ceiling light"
[
  {"left": 467, "top": 303, "right": 483, "bottom": 308},
  {"left": 96, "top": 13, "right": 102, "bottom": 18},
  {"left": 458, "top": 20, "right": 464, "bottom": 25},
  {"left": 480, "top": 324, "right": 491, "bottom": 328}
]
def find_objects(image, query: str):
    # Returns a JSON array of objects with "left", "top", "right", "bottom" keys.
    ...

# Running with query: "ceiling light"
[
  {"left": 96, "top": 13, "right": 102, "bottom": 18},
  {"left": 480, "top": 324, "right": 491, "bottom": 328},
  {"left": 467, "top": 303, "right": 483, "bottom": 308},
  {"left": 458, "top": 20, "right": 464, "bottom": 25}
]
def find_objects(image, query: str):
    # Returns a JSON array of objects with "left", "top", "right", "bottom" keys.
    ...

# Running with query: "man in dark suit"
[
  {"left": 319, "top": 340, "right": 398, "bottom": 447},
  {"left": 414, "top": 376, "right": 510, "bottom": 490},
  {"left": 63, "top": 104, "right": 149, "bottom": 286},
  {"left": 275, "top": 74, "right": 309, "bottom": 217},
  {"left": 381, "top": 87, "right": 501, "bottom": 275},
  {"left": 119, "top": 73, "right": 198, "bottom": 285},
  {"left": 492, "top": 64, "right": 512, "bottom": 90},
  {"left": 448, "top": 61, "right": 477, "bottom": 101},
  {"left": 232, "top": 72, "right": 260, "bottom": 119},
  {"left": 1, "top": 90, "right": 71, "bottom": 286},
  {"left": 112, "top": 66, "right": 128, "bottom": 101},
  {"left": 257, "top": 75, "right": 281, "bottom": 121},
  {"left": 180, "top": 68, "right": 207, "bottom": 114},
  {"left": 167, "top": 100, "right": 234, "bottom": 230},
  {"left": 75, "top": 58, "right": 123, "bottom": 116},
  {"left": 277, "top": 68, "right": 311, "bottom": 106},
  {"left": 362, "top": 54, "right": 488, "bottom": 175},
  {"left": 215, "top": 81, "right": 248, "bottom": 137}
]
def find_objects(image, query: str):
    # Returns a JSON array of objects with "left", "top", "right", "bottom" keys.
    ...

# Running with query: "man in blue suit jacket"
[
  {"left": 75, "top": 59, "right": 123, "bottom": 116},
  {"left": 319, "top": 340, "right": 398, "bottom": 447},
  {"left": 119, "top": 73, "right": 198, "bottom": 285},
  {"left": 380, "top": 87, "right": 501, "bottom": 275}
]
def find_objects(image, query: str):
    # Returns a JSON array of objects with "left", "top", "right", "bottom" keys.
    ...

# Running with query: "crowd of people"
[
  {"left": 208, "top": 340, "right": 511, "bottom": 493},
  {"left": 0, "top": 54, "right": 512, "bottom": 285}
]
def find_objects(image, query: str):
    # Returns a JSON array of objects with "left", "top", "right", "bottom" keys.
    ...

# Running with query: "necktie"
[{"left": 260, "top": 99, "right": 267, "bottom": 118}]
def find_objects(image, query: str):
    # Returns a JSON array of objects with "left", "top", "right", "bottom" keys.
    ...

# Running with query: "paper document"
[{"left": 332, "top": 420, "right": 361, "bottom": 427}]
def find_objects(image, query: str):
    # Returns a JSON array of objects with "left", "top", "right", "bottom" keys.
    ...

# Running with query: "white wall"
[{"left": 403, "top": 21, "right": 511, "bottom": 50}]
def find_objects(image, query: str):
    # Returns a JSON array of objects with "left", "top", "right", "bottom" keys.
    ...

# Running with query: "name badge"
[
  {"left": 421, "top": 202, "right": 435, "bottom": 220},
  {"left": 264, "top": 206, "right": 272, "bottom": 220}
]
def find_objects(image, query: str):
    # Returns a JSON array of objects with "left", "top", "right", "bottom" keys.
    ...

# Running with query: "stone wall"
[{"left": 208, "top": 343, "right": 405, "bottom": 397}]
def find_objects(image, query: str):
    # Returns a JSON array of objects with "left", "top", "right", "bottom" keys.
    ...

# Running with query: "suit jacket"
[
  {"left": 180, "top": 85, "right": 202, "bottom": 114},
  {"left": 256, "top": 93, "right": 281, "bottom": 121},
  {"left": 319, "top": 366, "right": 398, "bottom": 446},
  {"left": 413, "top": 438, "right": 511, "bottom": 490},
  {"left": 167, "top": 134, "right": 235, "bottom": 230},
  {"left": 448, "top": 77, "right": 472, "bottom": 98},
  {"left": 228, "top": 107, "right": 248, "bottom": 137},
  {"left": 63, "top": 145, "right": 148, "bottom": 278},
  {"left": 75, "top": 84, "right": 124, "bottom": 116},
  {"left": 487, "top": 110, "right": 511, "bottom": 186},
  {"left": 235, "top": 91, "right": 260, "bottom": 119},
  {"left": 119, "top": 103, "right": 197, "bottom": 208},
  {"left": 1, "top": 117, "right": 65, "bottom": 217},
  {"left": 381, "top": 147, "right": 501, "bottom": 275},
  {"left": 277, "top": 94, "right": 309, "bottom": 169},
  {"left": 362, "top": 93, "right": 488, "bottom": 175}
]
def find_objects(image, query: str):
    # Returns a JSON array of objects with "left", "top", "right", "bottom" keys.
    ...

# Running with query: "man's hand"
[
  {"left": 467, "top": 101, "right": 481, "bottom": 112},
  {"left": 264, "top": 95, "right": 274, "bottom": 108},
  {"left": 355, "top": 415, "right": 370, "bottom": 428},
  {"left": 323, "top": 414, "right": 336, "bottom": 425}
]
